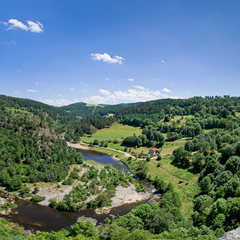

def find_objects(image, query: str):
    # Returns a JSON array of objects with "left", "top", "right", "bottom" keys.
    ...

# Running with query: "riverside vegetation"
[{"left": 0, "top": 95, "right": 240, "bottom": 239}]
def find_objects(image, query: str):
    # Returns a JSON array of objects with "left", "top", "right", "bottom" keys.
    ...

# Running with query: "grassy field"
[
  {"left": 145, "top": 141, "right": 200, "bottom": 215},
  {"left": 129, "top": 140, "right": 200, "bottom": 215},
  {"left": 91, "top": 123, "right": 141, "bottom": 139}
]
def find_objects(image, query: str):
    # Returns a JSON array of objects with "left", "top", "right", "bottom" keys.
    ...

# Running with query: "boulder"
[{"left": 219, "top": 227, "right": 240, "bottom": 240}]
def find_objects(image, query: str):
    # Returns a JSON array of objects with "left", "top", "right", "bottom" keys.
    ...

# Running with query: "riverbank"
[
  {"left": 67, "top": 141, "right": 133, "bottom": 160},
  {"left": 67, "top": 141, "right": 89, "bottom": 150},
  {"left": 66, "top": 142, "right": 156, "bottom": 213},
  {"left": 0, "top": 144, "right": 159, "bottom": 232}
]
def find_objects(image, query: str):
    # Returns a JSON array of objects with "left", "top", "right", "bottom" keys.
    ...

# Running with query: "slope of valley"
[{"left": 0, "top": 95, "right": 240, "bottom": 239}]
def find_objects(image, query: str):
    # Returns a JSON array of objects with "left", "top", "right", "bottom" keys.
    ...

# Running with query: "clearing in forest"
[
  {"left": 91, "top": 123, "right": 142, "bottom": 139},
  {"left": 145, "top": 141, "right": 200, "bottom": 215}
]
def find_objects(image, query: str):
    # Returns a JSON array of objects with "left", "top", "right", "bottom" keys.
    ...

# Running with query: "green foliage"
[
  {"left": 0, "top": 218, "right": 23, "bottom": 240},
  {"left": 31, "top": 195, "right": 46, "bottom": 203},
  {"left": 122, "top": 129, "right": 165, "bottom": 148},
  {"left": 70, "top": 221, "right": 97, "bottom": 238},
  {"left": 173, "top": 147, "right": 191, "bottom": 168}
]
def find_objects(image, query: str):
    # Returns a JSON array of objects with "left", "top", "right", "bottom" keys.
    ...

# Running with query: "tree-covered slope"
[
  {"left": 60, "top": 102, "right": 140, "bottom": 117},
  {"left": 117, "top": 96, "right": 240, "bottom": 119},
  {"left": 0, "top": 102, "right": 84, "bottom": 191},
  {"left": 0, "top": 94, "right": 71, "bottom": 124},
  {"left": 0, "top": 95, "right": 116, "bottom": 140}
]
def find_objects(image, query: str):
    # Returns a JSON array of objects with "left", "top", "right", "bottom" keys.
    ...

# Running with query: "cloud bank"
[
  {"left": 2, "top": 19, "right": 43, "bottom": 33},
  {"left": 162, "top": 88, "right": 171, "bottom": 93},
  {"left": 84, "top": 86, "right": 177, "bottom": 104},
  {"left": 91, "top": 53, "right": 124, "bottom": 64}
]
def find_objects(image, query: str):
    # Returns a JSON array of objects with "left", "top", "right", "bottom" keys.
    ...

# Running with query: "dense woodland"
[
  {"left": 60, "top": 102, "right": 140, "bottom": 118},
  {"left": 0, "top": 101, "right": 83, "bottom": 191},
  {"left": 0, "top": 95, "right": 240, "bottom": 239}
]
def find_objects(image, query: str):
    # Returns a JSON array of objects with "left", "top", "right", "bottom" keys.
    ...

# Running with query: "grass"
[
  {"left": 144, "top": 140, "right": 199, "bottom": 215},
  {"left": 147, "top": 157, "right": 199, "bottom": 215},
  {"left": 159, "top": 115, "right": 194, "bottom": 125},
  {"left": 122, "top": 139, "right": 199, "bottom": 215},
  {"left": 91, "top": 123, "right": 141, "bottom": 139}
]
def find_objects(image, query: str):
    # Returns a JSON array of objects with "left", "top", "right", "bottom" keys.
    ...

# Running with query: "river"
[{"left": 0, "top": 149, "right": 158, "bottom": 232}]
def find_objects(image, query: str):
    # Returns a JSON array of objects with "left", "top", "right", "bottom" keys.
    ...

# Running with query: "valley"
[{"left": 0, "top": 95, "right": 240, "bottom": 239}]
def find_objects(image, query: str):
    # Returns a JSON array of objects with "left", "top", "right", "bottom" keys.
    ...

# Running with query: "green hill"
[{"left": 60, "top": 102, "right": 141, "bottom": 117}]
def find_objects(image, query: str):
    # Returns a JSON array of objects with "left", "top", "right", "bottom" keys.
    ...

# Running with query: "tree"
[
  {"left": 220, "top": 144, "right": 235, "bottom": 163},
  {"left": 199, "top": 176, "right": 213, "bottom": 194},
  {"left": 173, "top": 147, "right": 191, "bottom": 168},
  {"left": 116, "top": 213, "right": 144, "bottom": 231},
  {"left": 8, "top": 175, "right": 22, "bottom": 191},
  {"left": 193, "top": 153, "right": 206, "bottom": 172},
  {"left": 225, "top": 156, "right": 240, "bottom": 174},
  {"left": 70, "top": 221, "right": 97, "bottom": 238}
]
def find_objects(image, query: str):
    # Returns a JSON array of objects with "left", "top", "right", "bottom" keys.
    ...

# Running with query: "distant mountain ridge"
[{"left": 60, "top": 101, "right": 141, "bottom": 117}]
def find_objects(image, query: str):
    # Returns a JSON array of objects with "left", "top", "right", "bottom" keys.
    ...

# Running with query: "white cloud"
[
  {"left": 27, "top": 20, "right": 43, "bottom": 33},
  {"left": 99, "top": 89, "right": 111, "bottom": 95},
  {"left": 3, "top": 19, "right": 43, "bottom": 33},
  {"left": 128, "top": 78, "right": 135, "bottom": 82},
  {"left": 70, "top": 88, "right": 75, "bottom": 91},
  {"left": 161, "top": 59, "right": 165, "bottom": 63},
  {"left": 162, "top": 88, "right": 171, "bottom": 93},
  {"left": 27, "top": 89, "right": 38, "bottom": 93},
  {"left": 84, "top": 86, "right": 178, "bottom": 104},
  {"left": 134, "top": 85, "right": 145, "bottom": 90},
  {"left": 91, "top": 53, "right": 124, "bottom": 64},
  {"left": 39, "top": 98, "right": 78, "bottom": 106},
  {"left": 8, "top": 19, "right": 28, "bottom": 31}
]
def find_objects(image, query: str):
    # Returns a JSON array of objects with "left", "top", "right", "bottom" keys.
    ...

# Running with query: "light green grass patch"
[
  {"left": 91, "top": 123, "right": 142, "bottom": 139},
  {"left": 161, "top": 141, "right": 186, "bottom": 157},
  {"left": 146, "top": 156, "right": 199, "bottom": 215},
  {"left": 159, "top": 115, "right": 194, "bottom": 125}
]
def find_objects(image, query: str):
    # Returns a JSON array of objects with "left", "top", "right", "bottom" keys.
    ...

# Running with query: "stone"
[{"left": 219, "top": 227, "right": 240, "bottom": 240}]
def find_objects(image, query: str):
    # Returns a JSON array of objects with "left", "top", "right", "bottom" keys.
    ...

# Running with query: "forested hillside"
[
  {"left": 0, "top": 95, "right": 116, "bottom": 192},
  {"left": 0, "top": 95, "right": 115, "bottom": 140},
  {"left": 61, "top": 102, "right": 140, "bottom": 118},
  {"left": 0, "top": 100, "right": 84, "bottom": 191},
  {"left": 1, "top": 95, "right": 240, "bottom": 239}
]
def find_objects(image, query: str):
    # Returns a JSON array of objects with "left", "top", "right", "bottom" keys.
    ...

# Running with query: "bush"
[{"left": 31, "top": 195, "right": 46, "bottom": 203}]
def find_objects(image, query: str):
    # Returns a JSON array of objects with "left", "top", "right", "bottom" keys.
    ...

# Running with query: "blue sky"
[{"left": 0, "top": 0, "right": 240, "bottom": 106}]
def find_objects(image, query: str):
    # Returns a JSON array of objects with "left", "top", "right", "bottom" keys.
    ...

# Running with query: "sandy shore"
[
  {"left": 28, "top": 182, "right": 74, "bottom": 206},
  {"left": 95, "top": 183, "right": 151, "bottom": 214},
  {"left": 111, "top": 183, "right": 150, "bottom": 208},
  {"left": 67, "top": 141, "right": 89, "bottom": 150}
]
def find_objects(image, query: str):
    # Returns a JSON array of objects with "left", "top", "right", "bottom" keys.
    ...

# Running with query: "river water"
[{"left": 1, "top": 149, "right": 157, "bottom": 232}]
